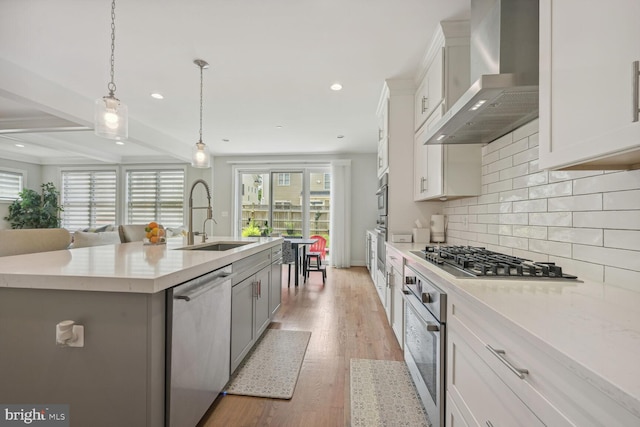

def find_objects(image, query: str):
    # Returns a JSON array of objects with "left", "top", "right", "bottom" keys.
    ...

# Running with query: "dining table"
[{"left": 283, "top": 237, "right": 317, "bottom": 286}]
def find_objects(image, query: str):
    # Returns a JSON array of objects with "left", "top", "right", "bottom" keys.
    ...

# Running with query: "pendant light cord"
[
  {"left": 108, "top": 0, "right": 117, "bottom": 96},
  {"left": 199, "top": 63, "right": 204, "bottom": 143}
]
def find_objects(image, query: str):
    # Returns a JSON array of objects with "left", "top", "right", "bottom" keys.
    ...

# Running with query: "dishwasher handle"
[{"left": 173, "top": 269, "right": 233, "bottom": 302}]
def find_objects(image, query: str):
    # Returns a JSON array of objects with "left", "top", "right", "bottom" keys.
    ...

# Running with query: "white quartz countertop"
[
  {"left": 0, "top": 236, "right": 282, "bottom": 294},
  {"left": 389, "top": 242, "right": 640, "bottom": 419}
]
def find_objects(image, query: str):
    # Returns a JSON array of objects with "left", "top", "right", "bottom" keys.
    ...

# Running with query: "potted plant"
[
  {"left": 4, "top": 182, "right": 63, "bottom": 229},
  {"left": 241, "top": 219, "right": 262, "bottom": 237}
]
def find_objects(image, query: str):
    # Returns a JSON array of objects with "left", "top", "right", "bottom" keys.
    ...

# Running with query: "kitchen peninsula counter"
[
  {"left": 0, "top": 236, "right": 282, "bottom": 293},
  {"left": 0, "top": 236, "right": 282, "bottom": 427},
  {"left": 389, "top": 241, "right": 640, "bottom": 423}
]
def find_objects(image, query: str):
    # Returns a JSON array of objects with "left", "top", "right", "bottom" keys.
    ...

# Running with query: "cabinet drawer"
[
  {"left": 448, "top": 328, "right": 544, "bottom": 427},
  {"left": 450, "top": 293, "right": 639, "bottom": 426}
]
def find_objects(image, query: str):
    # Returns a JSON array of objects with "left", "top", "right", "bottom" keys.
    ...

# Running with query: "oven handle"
[{"left": 402, "top": 290, "right": 440, "bottom": 332}]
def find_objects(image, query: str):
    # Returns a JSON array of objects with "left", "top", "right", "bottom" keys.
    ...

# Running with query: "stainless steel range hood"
[{"left": 424, "top": 0, "right": 539, "bottom": 145}]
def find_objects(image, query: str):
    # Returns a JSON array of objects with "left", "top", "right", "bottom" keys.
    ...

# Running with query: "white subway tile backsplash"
[
  {"left": 513, "top": 171, "right": 548, "bottom": 189},
  {"left": 487, "top": 202, "right": 512, "bottom": 214},
  {"left": 512, "top": 119, "right": 539, "bottom": 140},
  {"left": 514, "top": 249, "right": 548, "bottom": 263},
  {"left": 488, "top": 179, "right": 513, "bottom": 193},
  {"left": 483, "top": 171, "right": 501, "bottom": 185},
  {"left": 573, "top": 245, "right": 640, "bottom": 272},
  {"left": 500, "top": 163, "right": 529, "bottom": 180},
  {"left": 548, "top": 194, "right": 602, "bottom": 212},
  {"left": 469, "top": 204, "right": 488, "bottom": 214},
  {"left": 476, "top": 233, "right": 499, "bottom": 245},
  {"left": 547, "top": 227, "right": 603, "bottom": 246},
  {"left": 604, "top": 230, "right": 640, "bottom": 251},
  {"left": 513, "top": 225, "right": 547, "bottom": 240},
  {"left": 499, "top": 188, "right": 529, "bottom": 202},
  {"left": 548, "top": 256, "right": 604, "bottom": 283},
  {"left": 573, "top": 169, "right": 640, "bottom": 195},
  {"left": 482, "top": 150, "right": 500, "bottom": 166},
  {"left": 497, "top": 225, "right": 513, "bottom": 235},
  {"left": 513, "top": 199, "right": 547, "bottom": 213},
  {"left": 478, "top": 193, "right": 500, "bottom": 204},
  {"left": 499, "top": 213, "right": 528, "bottom": 225},
  {"left": 574, "top": 211, "right": 640, "bottom": 230},
  {"left": 443, "top": 119, "right": 640, "bottom": 286},
  {"left": 603, "top": 190, "right": 640, "bottom": 210},
  {"left": 604, "top": 267, "right": 640, "bottom": 291},
  {"left": 529, "top": 212, "right": 572, "bottom": 226},
  {"left": 499, "top": 235, "right": 529, "bottom": 250},
  {"left": 500, "top": 137, "right": 529, "bottom": 159},
  {"left": 548, "top": 170, "right": 603, "bottom": 183},
  {"left": 513, "top": 147, "right": 538, "bottom": 165},
  {"left": 529, "top": 239, "right": 572, "bottom": 258},
  {"left": 484, "top": 133, "right": 513, "bottom": 154},
  {"left": 528, "top": 181, "right": 572, "bottom": 199}
]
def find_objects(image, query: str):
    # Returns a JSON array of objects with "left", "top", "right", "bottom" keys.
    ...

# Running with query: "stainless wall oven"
[
  {"left": 375, "top": 173, "right": 388, "bottom": 273},
  {"left": 403, "top": 262, "right": 446, "bottom": 427}
]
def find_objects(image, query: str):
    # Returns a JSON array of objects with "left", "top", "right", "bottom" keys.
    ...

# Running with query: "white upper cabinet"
[
  {"left": 413, "top": 21, "right": 482, "bottom": 201},
  {"left": 539, "top": 0, "right": 640, "bottom": 170},
  {"left": 376, "top": 95, "right": 389, "bottom": 178},
  {"left": 414, "top": 21, "right": 469, "bottom": 133}
]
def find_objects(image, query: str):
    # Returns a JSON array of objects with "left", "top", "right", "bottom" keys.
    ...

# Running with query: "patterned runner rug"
[
  {"left": 225, "top": 329, "right": 311, "bottom": 399},
  {"left": 350, "top": 358, "right": 430, "bottom": 426}
]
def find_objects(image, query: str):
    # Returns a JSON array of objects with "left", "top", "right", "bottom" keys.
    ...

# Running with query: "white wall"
[
  {"left": 211, "top": 153, "right": 378, "bottom": 265},
  {"left": 0, "top": 158, "right": 43, "bottom": 229},
  {"left": 444, "top": 119, "right": 640, "bottom": 289}
]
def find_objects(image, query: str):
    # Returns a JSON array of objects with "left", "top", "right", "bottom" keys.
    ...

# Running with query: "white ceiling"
[{"left": 0, "top": 0, "right": 470, "bottom": 165}]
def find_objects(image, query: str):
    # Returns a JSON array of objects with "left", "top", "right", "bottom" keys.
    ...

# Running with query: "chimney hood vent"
[{"left": 424, "top": 0, "right": 539, "bottom": 145}]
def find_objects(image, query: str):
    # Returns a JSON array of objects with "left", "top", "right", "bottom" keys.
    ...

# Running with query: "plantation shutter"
[
  {"left": 0, "top": 171, "right": 23, "bottom": 200},
  {"left": 61, "top": 170, "right": 117, "bottom": 230},
  {"left": 126, "top": 169, "right": 185, "bottom": 227}
]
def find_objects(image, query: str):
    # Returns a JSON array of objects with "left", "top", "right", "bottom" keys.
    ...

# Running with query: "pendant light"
[
  {"left": 192, "top": 59, "right": 211, "bottom": 168},
  {"left": 95, "top": 0, "right": 128, "bottom": 140}
]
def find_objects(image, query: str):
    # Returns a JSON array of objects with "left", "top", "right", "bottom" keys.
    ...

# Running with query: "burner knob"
[{"left": 421, "top": 292, "right": 431, "bottom": 303}]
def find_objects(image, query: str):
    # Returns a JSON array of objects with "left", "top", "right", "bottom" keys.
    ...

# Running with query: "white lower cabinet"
[
  {"left": 445, "top": 391, "right": 469, "bottom": 427},
  {"left": 386, "top": 246, "right": 404, "bottom": 348},
  {"left": 447, "top": 291, "right": 640, "bottom": 427}
]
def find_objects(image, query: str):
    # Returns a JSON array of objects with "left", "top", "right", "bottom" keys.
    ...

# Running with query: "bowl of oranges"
[{"left": 144, "top": 221, "right": 166, "bottom": 245}]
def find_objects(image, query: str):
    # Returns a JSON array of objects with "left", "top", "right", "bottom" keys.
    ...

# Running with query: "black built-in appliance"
[{"left": 375, "top": 173, "right": 388, "bottom": 273}]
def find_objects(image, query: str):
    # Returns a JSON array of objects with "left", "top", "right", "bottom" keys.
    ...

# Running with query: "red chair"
[{"left": 305, "top": 235, "right": 327, "bottom": 283}]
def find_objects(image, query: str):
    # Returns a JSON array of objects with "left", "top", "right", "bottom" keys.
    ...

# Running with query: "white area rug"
[
  {"left": 225, "top": 329, "right": 311, "bottom": 399},
  {"left": 350, "top": 358, "right": 430, "bottom": 426}
]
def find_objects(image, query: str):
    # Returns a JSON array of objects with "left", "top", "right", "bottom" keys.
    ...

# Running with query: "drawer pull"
[
  {"left": 486, "top": 345, "right": 529, "bottom": 379},
  {"left": 486, "top": 421, "right": 494, "bottom": 427},
  {"left": 634, "top": 60, "right": 639, "bottom": 122}
]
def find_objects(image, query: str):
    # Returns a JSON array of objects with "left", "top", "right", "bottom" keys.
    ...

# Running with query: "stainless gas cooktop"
[{"left": 410, "top": 246, "right": 578, "bottom": 280}]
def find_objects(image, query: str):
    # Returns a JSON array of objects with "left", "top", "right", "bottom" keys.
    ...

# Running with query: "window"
[
  {"left": 126, "top": 169, "right": 185, "bottom": 227},
  {"left": 61, "top": 170, "right": 117, "bottom": 230},
  {"left": 277, "top": 173, "right": 290, "bottom": 186},
  {"left": 0, "top": 170, "right": 23, "bottom": 200},
  {"left": 324, "top": 173, "right": 331, "bottom": 190}
]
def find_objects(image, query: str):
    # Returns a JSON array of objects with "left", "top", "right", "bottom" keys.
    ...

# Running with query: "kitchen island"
[
  {"left": 0, "top": 236, "right": 283, "bottom": 427},
  {"left": 388, "top": 242, "right": 640, "bottom": 426}
]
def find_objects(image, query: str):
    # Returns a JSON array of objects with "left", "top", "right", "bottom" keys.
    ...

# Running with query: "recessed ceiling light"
[
  {"left": 222, "top": 138, "right": 230, "bottom": 142},
  {"left": 115, "top": 141, "right": 124, "bottom": 145},
  {"left": 15, "top": 144, "right": 25, "bottom": 148},
  {"left": 275, "top": 125, "right": 283, "bottom": 129},
  {"left": 337, "top": 135, "right": 344, "bottom": 139},
  {"left": 330, "top": 83, "right": 343, "bottom": 91},
  {"left": 150, "top": 93, "right": 164, "bottom": 99}
]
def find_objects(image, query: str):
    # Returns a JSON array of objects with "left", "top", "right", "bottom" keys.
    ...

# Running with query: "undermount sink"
[{"left": 178, "top": 241, "right": 252, "bottom": 251}]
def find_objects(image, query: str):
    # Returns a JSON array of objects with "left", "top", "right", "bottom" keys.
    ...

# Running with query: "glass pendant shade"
[
  {"left": 95, "top": 94, "right": 128, "bottom": 140},
  {"left": 191, "top": 141, "right": 211, "bottom": 168}
]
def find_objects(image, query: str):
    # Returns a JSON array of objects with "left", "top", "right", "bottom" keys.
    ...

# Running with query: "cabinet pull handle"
[
  {"left": 386, "top": 272, "right": 392, "bottom": 288},
  {"left": 486, "top": 421, "right": 494, "bottom": 427},
  {"left": 422, "top": 96, "right": 428, "bottom": 113},
  {"left": 420, "top": 177, "right": 427, "bottom": 193},
  {"left": 633, "top": 60, "right": 639, "bottom": 122},
  {"left": 486, "top": 345, "right": 529, "bottom": 379}
]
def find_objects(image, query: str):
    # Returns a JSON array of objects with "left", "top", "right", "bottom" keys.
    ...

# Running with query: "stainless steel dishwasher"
[{"left": 165, "top": 265, "right": 232, "bottom": 427}]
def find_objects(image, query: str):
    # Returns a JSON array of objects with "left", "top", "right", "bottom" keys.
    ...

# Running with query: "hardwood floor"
[{"left": 199, "top": 266, "right": 403, "bottom": 427}]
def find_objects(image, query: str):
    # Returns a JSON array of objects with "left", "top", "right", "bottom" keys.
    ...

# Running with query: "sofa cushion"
[
  {"left": 72, "top": 230, "right": 121, "bottom": 248},
  {"left": 0, "top": 228, "right": 72, "bottom": 257}
]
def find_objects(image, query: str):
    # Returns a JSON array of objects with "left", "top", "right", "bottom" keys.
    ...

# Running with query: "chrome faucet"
[{"left": 187, "top": 179, "right": 215, "bottom": 245}]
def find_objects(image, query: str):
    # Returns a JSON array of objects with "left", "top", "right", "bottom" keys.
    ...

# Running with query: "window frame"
[
  {"left": 0, "top": 167, "right": 26, "bottom": 202},
  {"left": 60, "top": 167, "right": 118, "bottom": 230}
]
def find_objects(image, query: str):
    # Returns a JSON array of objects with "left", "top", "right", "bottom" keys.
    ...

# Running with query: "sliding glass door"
[{"left": 235, "top": 166, "right": 331, "bottom": 258}]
